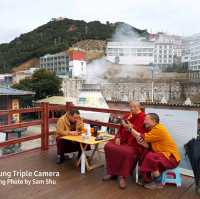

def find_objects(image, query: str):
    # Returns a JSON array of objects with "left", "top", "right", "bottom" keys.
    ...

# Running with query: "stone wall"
[
  {"left": 62, "top": 77, "right": 200, "bottom": 104},
  {"left": 101, "top": 80, "right": 200, "bottom": 103},
  {"left": 62, "top": 78, "right": 86, "bottom": 99}
]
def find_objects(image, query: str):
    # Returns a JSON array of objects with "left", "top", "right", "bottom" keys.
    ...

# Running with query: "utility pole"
[{"left": 150, "top": 63, "right": 155, "bottom": 102}]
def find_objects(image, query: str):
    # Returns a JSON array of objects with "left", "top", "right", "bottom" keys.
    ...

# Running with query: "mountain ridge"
[{"left": 0, "top": 18, "right": 149, "bottom": 73}]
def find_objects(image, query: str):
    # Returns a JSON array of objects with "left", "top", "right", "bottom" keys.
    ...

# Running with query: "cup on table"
[
  {"left": 81, "top": 127, "right": 86, "bottom": 135},
  {"left": 93, "top": 126, "right": 99, "bottom": 137}
]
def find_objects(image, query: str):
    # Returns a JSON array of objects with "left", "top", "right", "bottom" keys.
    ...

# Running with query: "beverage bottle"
[{"left": 85, "top": 124, "right": 91, "bottom": 139}]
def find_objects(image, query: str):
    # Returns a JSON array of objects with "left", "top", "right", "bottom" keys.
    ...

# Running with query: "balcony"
[{"left": 0, "top": 103, "right": 198, "bottom": 199}]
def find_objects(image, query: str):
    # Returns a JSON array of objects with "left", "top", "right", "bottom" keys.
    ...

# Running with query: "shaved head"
[
  {"left": 129, "top": 101, "right": 142, "bottom": 114},
  {"left": 129, "top": 101, "right": 141, "bottom": 108}
]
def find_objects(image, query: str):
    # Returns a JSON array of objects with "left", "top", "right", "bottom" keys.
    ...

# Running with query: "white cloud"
[{"left": 0, "top": 0, "right": 200, "bottom": 43}]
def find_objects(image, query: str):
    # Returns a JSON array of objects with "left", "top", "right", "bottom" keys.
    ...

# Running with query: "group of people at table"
[{"left": 56, "top": 101, "right": 180, "bottom": 190}]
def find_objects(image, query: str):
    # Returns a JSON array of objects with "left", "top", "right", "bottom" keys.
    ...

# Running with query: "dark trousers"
[{"left": 56, "top": 137, "right": 90, "bottom": 158}]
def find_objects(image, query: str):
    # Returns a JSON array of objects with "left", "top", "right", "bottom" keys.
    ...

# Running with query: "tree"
[
  {"left": 12, "top": 69, "right": 63, "bottom": 101},
  {"left": 0, "top": 18, "right": 148, "bottom": 73}
]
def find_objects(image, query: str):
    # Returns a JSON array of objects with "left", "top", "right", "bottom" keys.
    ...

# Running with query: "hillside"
[
  {"left": 72, "top": 39, "right": 106, "bottom": 61},
  {"left": 0, "top": 18, "right": 149, "bottom": 73},
  {"left": 11, "top": 58, "right": 39, "bottom": 72},
  {"left": 72, "top": 39, "right": 106, "bottom": 51}
]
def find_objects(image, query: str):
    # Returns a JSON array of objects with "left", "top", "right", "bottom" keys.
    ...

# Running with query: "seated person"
[
  {"left": 56, "top": 109, "right": 84, "bottom": 164},
  {"left": 130, "top": 113, "right": 181, "bottom": 189},
  {"left": 103, "top": 101, "right": 146, "bottom": 189}
]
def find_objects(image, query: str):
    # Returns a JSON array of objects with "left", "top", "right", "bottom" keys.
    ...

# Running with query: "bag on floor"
[{"left": 185, "top": 138, "right": 200, "bottom": 195}]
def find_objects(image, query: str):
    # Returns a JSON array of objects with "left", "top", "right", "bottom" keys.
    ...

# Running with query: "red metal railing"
[{"left": 0, "top": 102, "right": 128, "bottom": 156}]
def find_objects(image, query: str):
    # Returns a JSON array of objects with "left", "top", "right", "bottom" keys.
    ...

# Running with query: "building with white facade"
[
  {"left": 106, "top": 40, "right": 154, "bottom": 65},
  {"left": 154, "top": 34, "right": 183, "bottom": 70},
  {"left": 68, "top": 50, "right": 87, "bottom": 78},
  {"left": 182, "top": 39, "right": 191, "bottom": 64},
  {"left": 0, "top": 74, "right": 13, "bottom": 86},
  {"left": 39, "top": 50, "right": 87, "bottom": 78},
  {"left": 185, "top": 34, "right": 200, "bottom": 80},
  {"left": 106, "top": 34, "right": 183, "bottom": 71},
  {"left": 12, "top": 68, "right": 39, "bottom": 84}
]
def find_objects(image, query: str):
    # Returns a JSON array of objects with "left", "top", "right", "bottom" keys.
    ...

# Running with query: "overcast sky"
[{"left": 0, "top": 0, "right": 200, "bottom": 44}]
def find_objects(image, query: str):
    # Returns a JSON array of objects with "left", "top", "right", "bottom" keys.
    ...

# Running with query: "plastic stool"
[{"left": 161, "top": 167, "right": 182, "bottom": 187}]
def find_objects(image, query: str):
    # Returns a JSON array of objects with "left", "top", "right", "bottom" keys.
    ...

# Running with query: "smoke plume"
[{"left": 86, "top": 23, "right": 149, "bottom": 84}]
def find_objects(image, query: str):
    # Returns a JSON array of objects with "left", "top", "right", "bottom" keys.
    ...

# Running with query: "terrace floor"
[{"left": 0, "top": 146, "right": 199, "bottom": 199}]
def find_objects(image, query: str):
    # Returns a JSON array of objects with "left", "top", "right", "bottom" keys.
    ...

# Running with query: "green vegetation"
[
  {"left": 12, "top": 69, "right": 63, "bottom": 101},
  {"left": 0, "top": 18, "right": 148, "bottom": 73}
]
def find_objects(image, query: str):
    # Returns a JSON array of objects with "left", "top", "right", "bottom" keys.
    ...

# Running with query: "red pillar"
[
  {"left": 41, "top": 102, "right": 49, "bottom": 150},
  {"left": 7, "top": 96, "right": 12, "bottom": 125}
]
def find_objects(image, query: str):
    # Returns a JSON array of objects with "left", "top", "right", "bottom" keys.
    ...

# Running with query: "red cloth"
[
  {"left": 104, "top": 112, "right": 145, "bottom": 177},
  {"left": 118, "top": 112, "right": 145, "bottom": 146},
  {"left": 139, "top": 151, "right": 179, "bottom": 182},
  {"left": 105, "top": 141, "right": 144, "bottom": 177}
]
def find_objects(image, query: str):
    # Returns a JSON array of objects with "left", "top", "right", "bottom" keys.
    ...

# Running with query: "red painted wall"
[{"left": 69, "top": 51, "right": 85, "bottom": 61}]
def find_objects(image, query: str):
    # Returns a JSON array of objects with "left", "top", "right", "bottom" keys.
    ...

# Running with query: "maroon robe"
[
  {"left": 104, "top": 112, "right": 145, "bottom": 177},
  {"left": 139, "top": 152, "right": 179, "bottom": 182}
]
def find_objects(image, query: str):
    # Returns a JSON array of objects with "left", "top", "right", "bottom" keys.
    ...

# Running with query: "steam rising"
[
  {"left": 86, "top": 23, "right": 148, "bottom": 84},
  {"left": 112, "top": 23, "right": 140, "bottom": 42}
]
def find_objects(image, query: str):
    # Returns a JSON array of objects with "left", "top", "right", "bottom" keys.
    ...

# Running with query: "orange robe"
[{"left": 140, "top": 123, "right": 181, "bottom": 182}]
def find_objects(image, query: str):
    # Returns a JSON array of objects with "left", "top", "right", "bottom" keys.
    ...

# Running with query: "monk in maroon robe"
[{"left": 103, "top": 101, "right": 145, "bottom": 189}]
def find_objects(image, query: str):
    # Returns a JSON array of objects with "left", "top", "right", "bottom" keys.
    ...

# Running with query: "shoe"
[
  {"left": 102, "top": 175, "right": 113, "bottom": 181},
  {"left": 56, "top": 156, "right": 65, "bottom": 164},
  {"left": 196, "top": 183, "right": 200, "bottom": 195},
  {"left": 119, "top": 177, "right": 126, "bottom": 189},
  {"left": 144, "top": 181, "right": 163, "bottom": 190},
  {"left": 137, "top": 177, "right": 145, "bottom": 186}
]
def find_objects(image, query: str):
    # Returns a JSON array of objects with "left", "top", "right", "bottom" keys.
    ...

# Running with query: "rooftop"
[
  {"left": 36, "top": 96, "right": 75, "bottom": 105},
  {"left": 0, "top": 87, "right": 35, "bottom": 96},
  {"left": 0, "top": 102, "right": 199, "bottom": 198}
]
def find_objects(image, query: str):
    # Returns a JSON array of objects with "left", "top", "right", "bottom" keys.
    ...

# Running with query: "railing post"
[
  {"left": 41, "top": 102, "right": 49, "bottom": 151},
  {"left": 7, "top": 96, "right": 12, "bottom": 125}
]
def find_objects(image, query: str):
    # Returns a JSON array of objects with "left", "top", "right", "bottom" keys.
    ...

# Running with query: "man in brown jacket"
[{"left": 56, "top": 109, "right": 84, "bottom": 164}]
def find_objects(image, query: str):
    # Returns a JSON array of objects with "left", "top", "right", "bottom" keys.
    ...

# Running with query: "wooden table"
[{"left": 62, "top": 134, "right": 113, "bottom": 174}]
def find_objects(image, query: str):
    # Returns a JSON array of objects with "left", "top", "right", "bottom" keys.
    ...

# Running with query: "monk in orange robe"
[
  {"left": 130, "top": 113, "right": 181, "bottom": 189},
  {"left": 103, "top": 101, "right": 145, "bottom": 189}
]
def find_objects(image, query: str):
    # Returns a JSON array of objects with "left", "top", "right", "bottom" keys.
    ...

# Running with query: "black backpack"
[{"left": 185, "top": 137, "right": 200, "bottom": 195}]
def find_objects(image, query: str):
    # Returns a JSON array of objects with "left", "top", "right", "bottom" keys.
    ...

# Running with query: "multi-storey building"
[
  {"left": 39, "top": 50, "right": 87, "bottom": 78},
  {"left": 106, "top": 40, "right": 154, "bottom": 65},
  {"left": 106, "top": 33, "right": 183, "bottom": 71},
  {"left": 68, "top": 49, "right": 87, "bottom": 78},
  {"left": 186, "top": 34, "right": 200, "bottom": 80},
  {"left": 153, "top": 34, "right": 183, "bottom": 70},
  {"left": 39, "top": 52, "right": 69, "bottom": 76}
]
